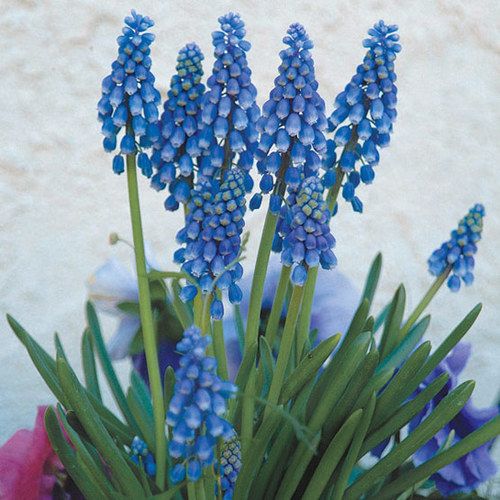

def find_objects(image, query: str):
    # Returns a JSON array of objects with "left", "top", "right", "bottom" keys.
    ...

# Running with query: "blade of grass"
[{"left": 81, "top": 328, "right": 102, "bottom": 401}]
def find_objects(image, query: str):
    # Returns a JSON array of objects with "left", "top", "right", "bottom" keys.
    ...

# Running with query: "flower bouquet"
[{"left": 2, "top": 9, "right": 499, "bottom": 499}]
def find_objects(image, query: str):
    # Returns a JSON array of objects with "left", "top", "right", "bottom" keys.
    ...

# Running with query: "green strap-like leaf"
[
  {"left": 280, "top": 333, "right": 341, "bottom": 404},
  {"left": 81, "top": 328, "right": 102, "bottom": 401},
  {"left": 56, "top": 356, "right": 144, "bottom": 496},
  {"left": 344, "top": 380, "right": 475, "bottom": 499},
  {"left": 303, "top": 409, "right": 364, "bottom": 499},
  {"left": 360, "top": 372, "right": 449, "bottom": 456},
  {"left": 375, "top": 415, "right": 500, "bottom": 499},
  {"left": 379, "top": 285, "right": 406, "bottom": 358},
  {"left": 362, "top": 253, "right": 383, "bottom": 306},
  {"left": 257, "top": 336, "right": 274, "bottom": 399},
  {"left": 332, "top": 393, "right": 377, "bottom": 500},
  {"left": 44, "top": 407, "right": 110, "bottom": 499},
  {"left": 86, "top": 301, "right": 139, "bottom": 432}
]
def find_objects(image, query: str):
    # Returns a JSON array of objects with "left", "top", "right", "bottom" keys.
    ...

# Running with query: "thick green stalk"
[
  {"left": 213, "top": 319, "right": 228, "bottom": 380},
  {"left": 264, "top": 285, "right": 305, "bottom": 420},
  {"left": 296, "top": 266, "right": 318, "bottom": 361},
  {"left": 125, "top": 154, "right": 166, "bottom": 489},
  {"left": 399, "top": 267, "right": 451, "bottom": 338},
  {"left": 264, "top": 265, "right": 291, "bottom": 348},
  {"left": 244, "top": 208, "right": 279, "bottom": 353},
  {"left": 327, "top": 167, "right": 345, "bottom": 213}
]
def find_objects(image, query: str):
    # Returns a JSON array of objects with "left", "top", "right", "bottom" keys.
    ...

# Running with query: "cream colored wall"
[{"left": 0, "top": 0, "right": 498, "bottom": 466}]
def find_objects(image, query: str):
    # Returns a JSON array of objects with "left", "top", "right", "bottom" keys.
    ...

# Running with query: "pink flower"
[{"left": 0, "top": 406, "right": 62, "bottom": 500}]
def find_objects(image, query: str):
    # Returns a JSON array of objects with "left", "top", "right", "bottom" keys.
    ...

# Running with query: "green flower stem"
[
  {"left": 327, "top": 167, "right": 345, "bottom": 213},
  {"left": 244, "top": 208, "right": 279, "bottom": 354},
  {"left": 213, "top": 318, "right": 228, "bottom": 380},
  {"left": 241, "top": 366, "right": 257, "bottom": 457},
  {"left": 264, "top": 265, "right": 291, "bottom": 348},
  {"left": 296, "top": 265, "right": 318, "bottom": 361},
  {"left": 194, "top": 293, "right": 203, "bottom": 328},
  {"left": 264, "top": 284, "right": 305, "bottom": 420},
  {"left": 125, "top": 153, "right": 166, "bottom": 489},
  {"left": 399, "top": 267, "right": 451, "bottom": 339},
  {"left": 187, "top": 482, "right": 197, "bottom": 500}
]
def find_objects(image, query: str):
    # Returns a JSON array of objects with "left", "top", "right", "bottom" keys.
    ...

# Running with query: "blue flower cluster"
[
  {"left": 428, "top": 204, "right": 485, "bottom": 292},
  {"left": 274, "top": 176, "right": 336, "bottom": 285},
  {"left": 219, "top": 437, "right": 241, "bottom": 499},
  {"left": 326, "top": 20, "right": 401, "bottom": 213},
  {"left": 197, "top": 13, "right": 260, "bottom": 181},
  {"left": 129, "top": 436, "right": 156, "bottom": 477},
  {"left": 251, "top": 23, "right": 328, "bottom": 214},
  {"left": 175, "top": 169, "right": 247, "bottom": 318},
  {"left": 150, "top": 43, "right": 206, "bottom": 210},
  {"left": 167, "top": 326, "right": 237, "bottom": 484},
  {"left": 98, "top": 10, "right": 161, "bottom": 176}
]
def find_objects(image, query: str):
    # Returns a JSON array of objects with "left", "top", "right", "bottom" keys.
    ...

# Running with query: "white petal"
[{"left": 107, "top": 315, "right": 141, "bottom": 360}]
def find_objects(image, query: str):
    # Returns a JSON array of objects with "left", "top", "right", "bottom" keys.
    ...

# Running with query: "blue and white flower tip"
[
  {"left": 326, "top": 20, "right": 401, "bottom": 213},
  {"left": 428, "top": 204, "right": 485, "bottom": 292},
  {"left": 175, "top": 169, "right": 247, "bottom": 318},
  {"left": 251, "top": 23, "right": 328, "bottom": 213},
  {"left": 167, "top": 326, "right": 237, "bottom": 484},
  {"left": 274, "top": 176, "right": 337, "bottom": 286},
  {"left": 218, "top": 437, "right": 241, "bottom": 499},
  {"left": 130, "top": 436, "right": 156, "bottom": 477},
  {"left": 196, "top": 12, "right": 260, "bottom": 182},
  {"left": 150, "top": 43, "right": 206, "bottom": 210},
  {"left": 98, "top": 10, "right": 161, "bottom": 177}
]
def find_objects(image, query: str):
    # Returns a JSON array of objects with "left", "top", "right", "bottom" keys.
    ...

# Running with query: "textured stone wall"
[{"left": 1, "top": 0, "right": 498, "bottom": 468}]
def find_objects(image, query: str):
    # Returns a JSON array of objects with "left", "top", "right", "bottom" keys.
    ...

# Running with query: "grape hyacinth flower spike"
[
  {"left": 129, "top": 436, "right": 156, "bottom": 477},
  {"left": 219, "top": 437, "right": 241, "bottom": 499},
  {"left": 150, "top": 43, "right": 206, "bottom": 210},
  {"left": 428, "top": 203, "right": 485, "bottom": 292},
  {"left": 326, "top": 20, "right": 401, "bottom": 212},
  {"left": 197, "top": 13, "right": 260, "bottom": 183},
  {"left": 167, "top": 326, "right": 237, "bottom": 484},
  {"left": 98, "top": 10, "right": 161, "bottom": 176},
  {"left": 251, "top": 23, "right": 328, "bottom": 213},
  {"left": 175, "top": 169, "right": 247, "bottom": 319},
  {"left": 276, "top": 176, "right": 336, "bottom": 285}
]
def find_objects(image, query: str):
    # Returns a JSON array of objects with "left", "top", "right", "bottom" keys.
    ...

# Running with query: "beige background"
[{"left": 1, "top": 0, "right": 499, "bottom": 469}]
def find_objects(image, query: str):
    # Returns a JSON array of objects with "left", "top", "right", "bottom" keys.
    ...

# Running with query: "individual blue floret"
[
  {"left": 250, "top": 23, "right": 328, "bottom": 213},
  {"left": 175, "top": 169, "right": 247, "bottom": 318},
  {"left": 197, "top": 13, "right": 260, "bottom": 181},
  {"left": 326, "top": 20, "right": 401, "bottom": 212},
  {"left": 98, "top": 10, "right": 161, "bottom": 176},
  {"left": 274, "top": 176, "right": 337, "bottom": 285},
  {"left": 428, "top": 204, "right": 485, "bottom": 292},
  {"left": 150, "top": 43, "right": 206, "bottom": 210},
  {"left": 129, "top": 436, "right": 156, "bottom": 477},
  {"left": 167, "top": 326, "right": 237, "bottom": 484}
]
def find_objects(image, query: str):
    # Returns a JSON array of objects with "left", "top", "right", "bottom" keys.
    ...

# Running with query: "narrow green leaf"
[
  {"left": 374, "top": 303, "right": 390, "bottom": 333},
  {"left": 164, "top": 366, "right": 175, "bottom": 407},
  {"left": 54, "top": 333, "right": 69, "bottom": 362},
  {"left": 44, "top": 407, "right": 108, "bottom": 499},
  {"left": 81, "top": 328, "right": 102, "bottom": 401},
  {"left": 170, "top": 279, "right": 193, "bottom": 329},
  {"left": 377, "top": 315, "right": 430, "bottom": 374},
  {"left": 233, "top": 410, "right": 282, "bottom": 500},
  {"left": 56, "top": 405, "right": 116, "bottom": 497},
  {"left": 303, "top": 409, "right": 363, "bottom": 499},
  {"left": 371, "top": 341, "right": 432, "bottom": 429},
  {"left": 360, "top": 372, "right": 449, "bottom": 456},
  {"left": 417, "top": 304, "right": 482, "bottom": 382},
  {"left": 379, "top": 285, "right": 406, "bottom": 358},
  {"left": 56, "top": 356, "right": 144, "bottom": 496},
  {"left": 332, "top": 393, "right": 377, "bottom": 500},
  {"left": 345, "top": 381, "right": 475, "bottom": 499},
  {"left": 375, "top": 415, "right": 500, "bottom": 500},
  {"left": 127, "top": 387, "right": 155, "bottom": 453},
  {"left": 278, "top": 332, "right": 371, "bottom": 499},
  {"left": 280, "top": 333, "right": 341, "bottom": 404},
  {"left": 343, "top": 299, "right": 371, "bottom": 350},
  {"left": 257, "top": 336, "right": 274, "bottom": 399},
  {"left": 362, "top": 253, "right": 383, "bottom": 306},
  {"left": 86, "top": 301, "right": 139, "bottom": 432}
]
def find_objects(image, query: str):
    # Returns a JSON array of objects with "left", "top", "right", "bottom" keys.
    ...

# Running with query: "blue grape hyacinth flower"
[
  {"left": 130, "top": 436, "right": 156, "bottom": 477},
  {"left": 274, "top": 176, "right": 336, "bottom": 285},
  {"left": 251, "top": 23, "right": 328, "bottom": 213},
  {"left": 218, "top": 437, "right": 241, "bottom": 499},
  {"left": 428, "top": 204, "right": 485, "bottom": 292},
  {"left": 197, "top": 13, "right": 260, "bottom": 182},
  {"left": 167, "top": 326, "right": 237, "bottom": 484},
  {"left": 98, "top": 10, "right": 161, "bottom": 176},
  {"left": 326, "top": 20, "right": 401, "bottom": 212},
  {"left": 175, "top": 169, "right": 247, "bottom": 318},
  {"left": 150, "top": 43, "right": 206, "bottom": 210}
]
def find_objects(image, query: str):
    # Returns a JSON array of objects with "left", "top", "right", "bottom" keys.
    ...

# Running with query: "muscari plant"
[{"left": 6, "top": 9, "right": 499, "bottom": 500}]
